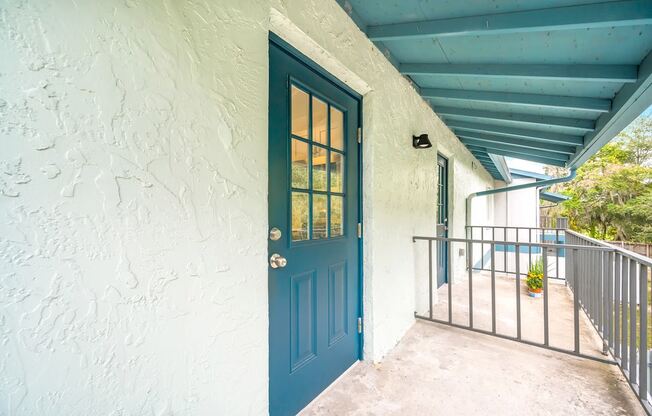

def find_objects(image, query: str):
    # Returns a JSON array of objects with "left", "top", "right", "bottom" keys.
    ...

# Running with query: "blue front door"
[
  {"left": 437, "top": 154, "right": 449, "bottom": 287},
  {"left": 268, "top": 38, "right": 361, "bottom": 416}
]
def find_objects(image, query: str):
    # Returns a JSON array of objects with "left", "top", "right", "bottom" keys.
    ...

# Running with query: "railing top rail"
[
  {"left": 466, "top": 225, "right": 565, "bottom": 231},
  {"left": 412, "top": 235, "right": 613, "bottom": 252},
  {"left": 566, "top": 229, "right": 652, "bottom": 267}
]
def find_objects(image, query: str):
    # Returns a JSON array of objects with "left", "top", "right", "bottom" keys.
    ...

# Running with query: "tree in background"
[
  {"left": 620, "top": 116, "right": 652, "bottom": 166},
  {"left": 544, "top": 116, "right": 652, "bottom": 243}
]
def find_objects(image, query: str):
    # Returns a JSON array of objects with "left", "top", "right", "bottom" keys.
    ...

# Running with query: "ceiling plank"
[
  {"left": 462, "top": 139, "right": 570, "bottom": 161},
  {"left": 448, "top": 120, "right": 584, "bottom": 145},
  {"left": 423, "top": 88, "right": 611, "bottom": 112},
  {"left": 456, "top": 131, "right": 578, "bottom": 154},
  {"left": 467, "top": 146, "right": 568, "bottom": 167},
  {"left": 434, "top": 106, "right": 595, "bottom": 133},
  {"left": 401, "top": 63, "right": 638, "bottom": 83},
  {"left": 367, "top": 0, "right": 652, "bottom": 41},
  {"left": 458, "top": 135, "right": 576, "bottom": 155}
]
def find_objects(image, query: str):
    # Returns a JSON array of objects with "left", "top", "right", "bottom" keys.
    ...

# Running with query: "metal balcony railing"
[
  {"left": 413, "top": 228, "right": 652, "bottom": 415},
  {"left": 466, "top": 225, "right": 566, "bottom": 280},
  {"left": 566, "top": 230, "right": 652, "bottom": 413}
]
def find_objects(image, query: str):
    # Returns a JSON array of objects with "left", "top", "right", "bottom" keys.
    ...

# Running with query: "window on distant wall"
[{"left": 290, "top": 84, "right": 346, "bottom": 242}]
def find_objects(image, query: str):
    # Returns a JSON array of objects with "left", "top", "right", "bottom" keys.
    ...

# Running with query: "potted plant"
[{"left": 526, "top": 259, "right": 544, "bottom": 298}]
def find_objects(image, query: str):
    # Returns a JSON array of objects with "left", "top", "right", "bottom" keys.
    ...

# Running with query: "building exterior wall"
[
  {"left": 493, "top": 178, "right": 540, "bottom": 229},
  {"left": 0, "top": 0, "right": 494, "bottom": 414}
]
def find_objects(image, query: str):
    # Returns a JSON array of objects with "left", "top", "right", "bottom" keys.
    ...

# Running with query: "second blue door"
[
  {"left": 268, "top": 37, "right": 361, "bottom": 416},
  {"left": 437, "top": 154, "right": 449, "bottom": 287}
]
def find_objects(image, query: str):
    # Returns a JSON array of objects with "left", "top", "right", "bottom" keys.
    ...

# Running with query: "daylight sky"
[{"left": 505, "top": 105, "right": 652, "bottom": 174}]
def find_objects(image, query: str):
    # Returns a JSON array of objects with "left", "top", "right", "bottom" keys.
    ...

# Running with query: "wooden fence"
[{"left": 606, "top": 241, "right": 652, "bottom": 259}]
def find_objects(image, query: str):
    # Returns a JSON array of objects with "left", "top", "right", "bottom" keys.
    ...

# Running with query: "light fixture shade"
[{"left": 412, "top": 134, "right": 432, "bottom": 149}]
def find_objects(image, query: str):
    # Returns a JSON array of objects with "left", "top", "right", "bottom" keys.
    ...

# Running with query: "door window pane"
[
  {"left": 313, "top": 194, "right": 328, "bottom": 239},
  {"left": 292, "top": 192, "right": 309, "bottom": 241},
  {"left": 289, "top": 84, "right": 349, "bottom": 243},
  {"left": 330, "top": 152, "right": 344, "bottom": 193},
  {"left": 291, "top": 139, "right": 309, "bottom": 189},
  {"left": 291, "top": 86, "right": 309, "bottom": 139},
  {"left": 331, "top": 196, "right": 343, "bottom": 237},
  {"left": 330, "top": 107, "right": 344, "bottom": 150},
  {"left": 312, "top": 146, "right": 328, "bottom": 192},
  {"left": 312, "top": 97, "right": 328, "bottom": 145}
]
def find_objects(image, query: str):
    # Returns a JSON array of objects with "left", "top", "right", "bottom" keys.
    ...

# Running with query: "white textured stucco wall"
[
  {"left": 1, "top": 0, "right": 494, "bottom": 414},
  {"left": 1, "top": 1, "right": 269, "bottom": 414}
]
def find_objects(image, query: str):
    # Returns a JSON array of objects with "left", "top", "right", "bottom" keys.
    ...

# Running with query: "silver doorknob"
[{"left": 269, "top": 253, "right": 287, "bottom": 269}]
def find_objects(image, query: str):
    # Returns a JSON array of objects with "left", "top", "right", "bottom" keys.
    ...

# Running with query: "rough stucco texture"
[
  {"left": 1, "top": 0, "right": 495, "bottom": 414},
  {"left": 1, "top": 1, "right": 269, "bottom": 414}
]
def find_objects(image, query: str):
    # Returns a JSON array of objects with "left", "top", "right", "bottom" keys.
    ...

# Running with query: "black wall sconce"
[{"left": 412, "top": 134, "right": 432, "bottom": 149}]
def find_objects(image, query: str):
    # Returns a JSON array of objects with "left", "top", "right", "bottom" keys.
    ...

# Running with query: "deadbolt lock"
[{"left": 269, "top": 227, "right": 282, "bottom": 241}]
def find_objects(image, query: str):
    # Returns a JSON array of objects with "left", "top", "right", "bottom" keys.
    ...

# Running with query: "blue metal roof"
[
  {"left": 336, "top": 0, "right": 652, "bottom": 180},
  {"left": 540, "top": 191, "right": 571, "bottom": 203},
  {"left": 508, "top": 169, "right": 570, "bottom": 201},
  {"left": 509, "top": 169, "right": 552, "bottom": 180}
]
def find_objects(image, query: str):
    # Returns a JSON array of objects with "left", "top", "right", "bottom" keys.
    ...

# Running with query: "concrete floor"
[
  {"left": 301, "top": 273, "right": 645, "bottom": 415},
  {"left": 301, "top": 321, "right": 644, "bottom": 416},
  {"left": 429, "top": 272, "right": 604, "bottom": 358}
]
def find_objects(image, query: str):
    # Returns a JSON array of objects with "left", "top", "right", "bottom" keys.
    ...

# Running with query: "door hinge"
[
  {"left": 357, "top": 317, "right": 363, "bottom": 334},
  {"left": 357, "top": 127, "right": 362, "bottom": 144},
  {"left": 357, "top": 222, "right": 362, "bottom": 239}
]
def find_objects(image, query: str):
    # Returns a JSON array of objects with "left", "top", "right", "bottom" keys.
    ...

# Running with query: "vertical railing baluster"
[
  {"left": 529, "top": 228, "right": 532, "bottom": 272},
  {"left": 588, "top": 249, "right": 592, "bottom": 314},
  {"left": 588, "top": 249, "right": 592, "bottom": 319},
  {"left": 573, "top": 248, "right": 580, "bottom": 354},
  {"left": 468, "top": 240, "right": 473, "bottom": 329},
  {"left": 448, "top": 240, "right": 453, "bottom": 324},
  {"left": 623, "top": 258, "right": 629, "bottom": 370},
  {"left": 594, "top": 250, "right": 599, "bottom": 325},
  {"left": 556, "top": 229, "right": 560, "bottom": 279},
  {"left": 594, "top": 249, "right": 599, "bottom": 324},
  {"left": 428, "top": 239, "right": 433, "bottom": 320},
  {"left": 543, "top": 249, "right": 549, "bottom": 346},
  {"left": 481, "top": 227, "right": 484, "bottom": 271},
  {"left": 630, "top": 258, "right": 637, "bottom": 381},
  {"left": 492, "top": 228, "right": 496, "bottom": 273},
  {"left": 503, "top": 227, "right": 507, "bottom": 274},
  {"left": 596, "top": 251, "right": 609, "bottom": 355},
  {"left": 586, "top": 249, "right": 590, "bottom": 317},
  {"left": 615, "top": 253, "right": 621, "bottom": 359},
  {"left": 579, "top": 243, "right": 583, "bottom": 304},
  {"left": 606, "top": 251, "right": 613, "bottom": 351},
  {"left": 491, "top": 243, "right": 496, "bottom": 334},
  {"left": 566, "top": 236, "right": 572, "bottom": 289},
  {"left": 639, "top": 263, "right": 648, "bottom": 398},
  {"left": 641, "top": 264, "right": 652, "bottom": 405},
  {"left": 516, "top": 243, "right": 521, "bottom": 340}
]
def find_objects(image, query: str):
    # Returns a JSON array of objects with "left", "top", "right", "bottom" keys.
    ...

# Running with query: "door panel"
[
  {"left": 328, "top": 261, "right": 348, "bottom": 345},
  {"left": 437, "top": 154, "right": 449, "bottom": 287},
  {"left": 269, "top": 39, "right": 361, "bottom": 416}
]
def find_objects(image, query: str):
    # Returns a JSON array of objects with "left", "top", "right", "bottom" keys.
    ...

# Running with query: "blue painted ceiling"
[{"left": 338, "top": 0, "right": 652, "bottom": 180}]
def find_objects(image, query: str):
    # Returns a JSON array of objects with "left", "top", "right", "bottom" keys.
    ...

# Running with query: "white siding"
[{"left": 493, "top": 178, "right": 540, "bottom": 229}]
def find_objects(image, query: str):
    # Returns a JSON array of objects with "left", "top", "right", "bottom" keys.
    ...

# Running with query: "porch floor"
[
  {"left": 430, "top": 271, "right": 604, "bottom": 358},
  {"left": 300, "top": 321, "right": 643, "bottom": 415}
]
